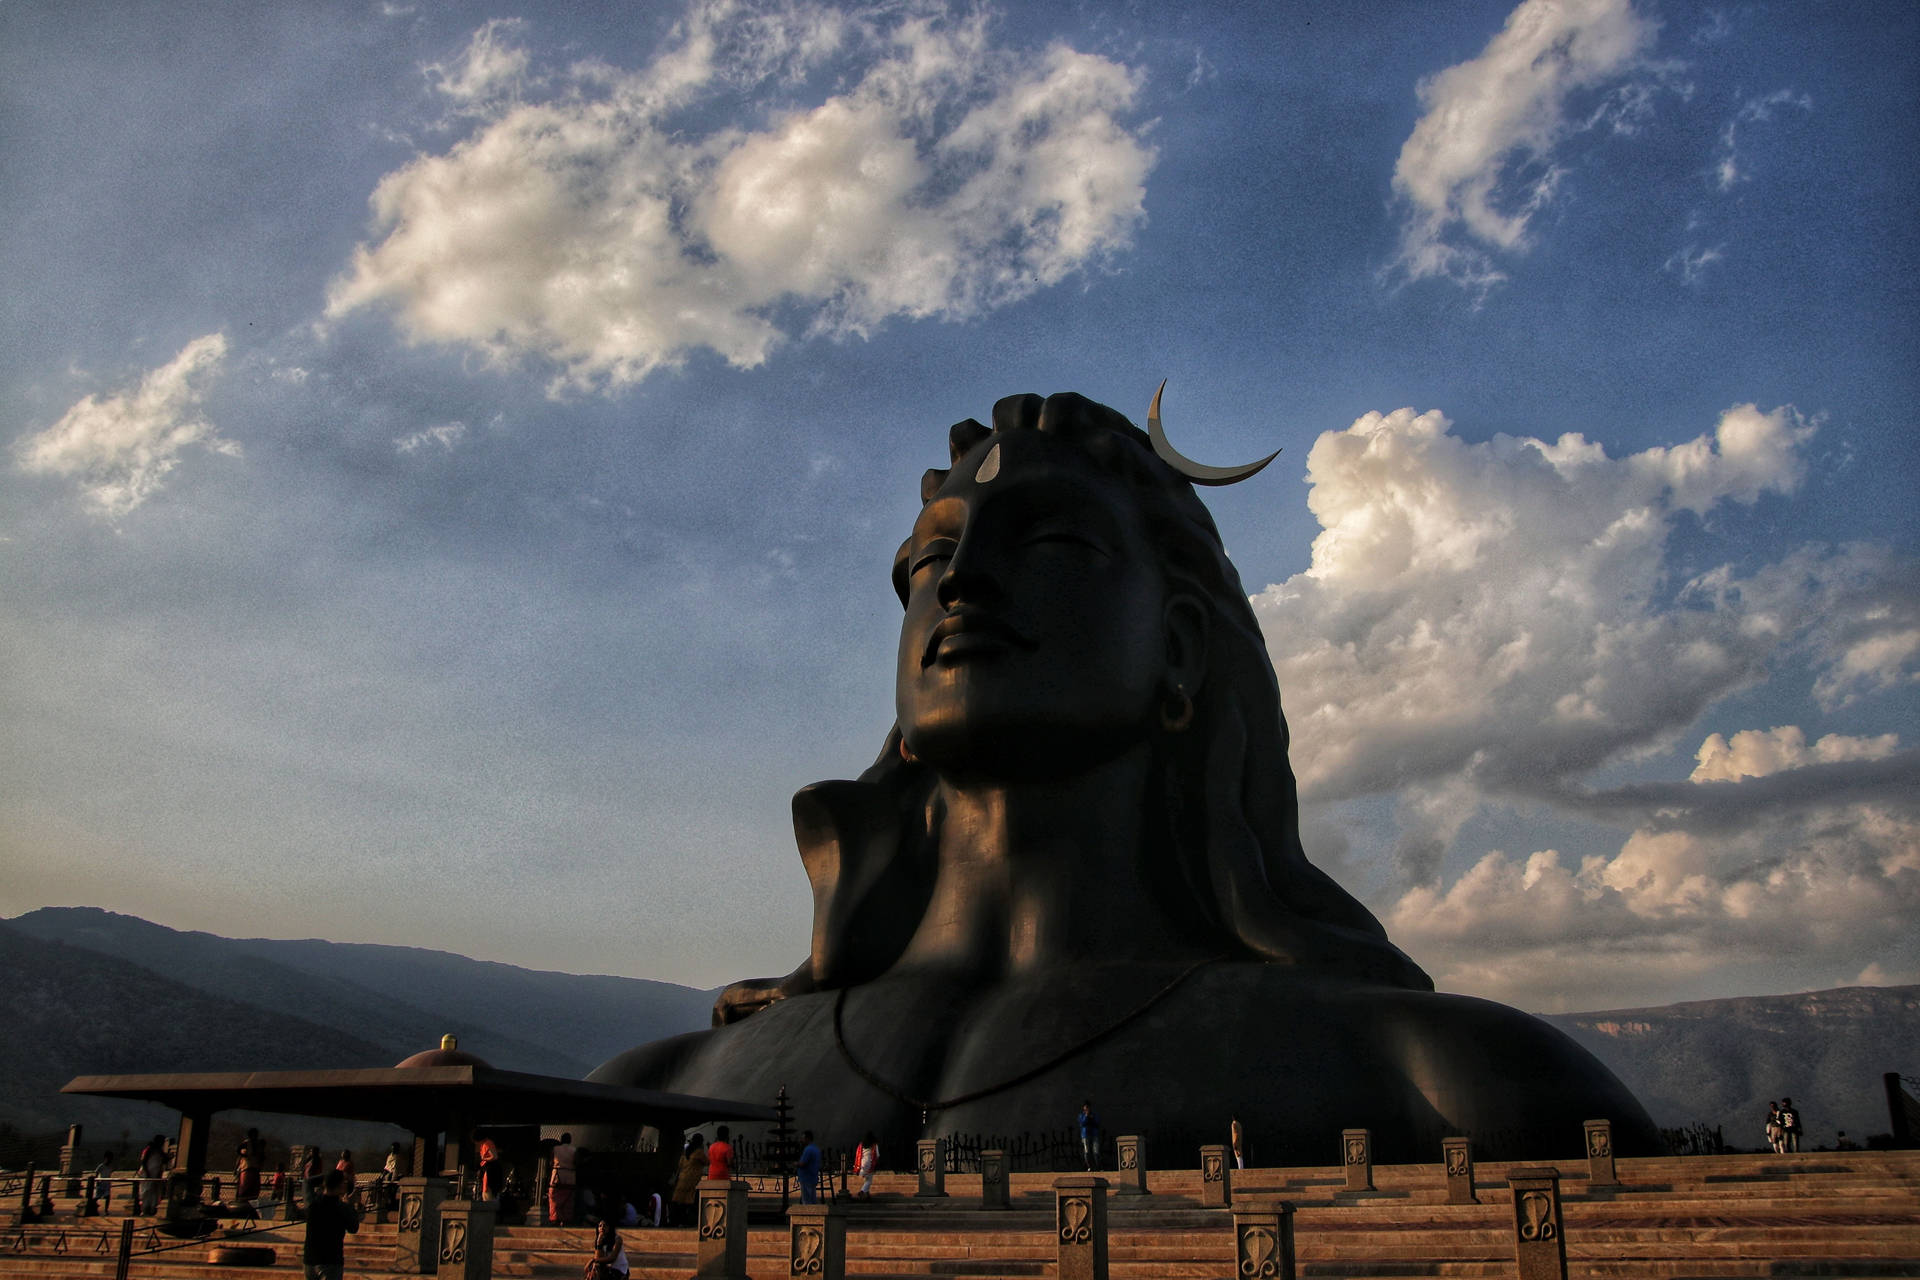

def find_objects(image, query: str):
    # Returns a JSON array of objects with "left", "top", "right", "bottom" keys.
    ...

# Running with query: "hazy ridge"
[{"left": 5, "top": 907, "right": 1913, "bottom": 1154}]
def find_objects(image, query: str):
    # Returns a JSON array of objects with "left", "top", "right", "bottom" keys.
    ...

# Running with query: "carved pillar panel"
[
  {"left": 59, "top": 1124, "right": 84, "bottom": 1198},
  {"left": 1341, "top": 1128, "right": 1373, "bottom": 1192},
  {"left": 1199, "top": 1144, "right": 1231, "bottom": 1208},
  {"left": 1053, "top": 1175, "right": 1108, "bottom": 1280},
  {"left": 434, "top": 1198, "right": 495, "bottom": 1280},
  {"left": 914, "top": 1139, "right": 947, "bottom": 1198},
  {"left": 1442, "top": 1137, "right": 1476, "bottom": 1204},
  {"left": 788, "top": 1203, "right": 845, "bottom": 1280},
  {"left": 1583, "top": 1119, "right": 1617, "bottom": 1186},
  {"left": 696, "top": 1178, "right": 750, "bottom": 1280},
  {"left": 1114, "top": 1135, "right": 1148, "bottom": 1196},
  {"left": 1508, "top": 1167, "right": 1567, "bottom": 1280},
  {"left": 1230, "top": 1199, "right": 1296, "bottom": 1280},
  {"left": 394, "top": 1176, "right": 451, "bottom": 1275},
  {"left": 979, "top": 1149, "right": 1009, "bottom": 1210}
]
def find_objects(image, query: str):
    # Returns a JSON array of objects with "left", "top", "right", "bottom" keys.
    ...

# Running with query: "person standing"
[
  {"left": 1779, "top": 1098, "right": 1803, "bottom": 1153},
  {"left": 854, "top": 1133, "right": 879, "bottom": 1200},
  {"left": 706, "top": 1126, "right": 734, "bottom": 1181},
  {"left": 138, "top": 1136, "right": 169, "bottom": 1215},
  {"left": 796, "top": 1131, "right": 822, "bottom": 1205},
  {"left": 670, "top": 1135, "right": 705, "bottom": 1226},
  {"left": 1765, "top": 1102, "right": 1783, "bottom": 1153},
  {"left": 302, "top": 1169, "right": 361, "bottom": 1280},
  {"left": 1077, "top": 1102, "right": 1102, "bottom": 1171},
  {"left": 301, "top": 1146, "right": 324, "bottom": 1210},
  {"left": 548, "top": 1133, "right": 578, "bottom": 1225},
  {"left": 237, "top": 1130, "right": 263, "bottom": 1204},
  {"left": 1230, "top": 1116, "right": 1246, "bottom": 1170},
  {"left": 91, "top": 1153, "right": 114, "bottom": 1215}
]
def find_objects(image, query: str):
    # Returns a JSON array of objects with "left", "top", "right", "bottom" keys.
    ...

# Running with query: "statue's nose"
[{"left": 935, "top": 529, "right": 995, "bottom": 609}]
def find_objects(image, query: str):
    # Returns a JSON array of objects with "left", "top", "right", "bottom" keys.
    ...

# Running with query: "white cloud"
[
  {"left": 13, "top": 333, "right": 235, "bottom": 517},
  {"left": 1257, "top": 403, "right": 1834, "bottom": 815},
  {"left": 1714, "top": 88, "right": 1811, "bottom": 192},
  {"left": 1691, "top": 726, "right": 1900, "bottom": 783},
  {"left": 327, "top": 3, "right": 1154, "bottom": 394},
  {"left": 1388, "top": 0, "right": 1660, "bottom": 294},
  {"left": 395, "top": 421, "right": 468, "bottom": 454},
  {"left": 1387, "top": 783, "right": 1920, "bottom": 1009},
  {"left": 1257, "top": 401, "right": 1919, "bottom": 1009},
  {"left": 426, "top": 18, "right": 531, "bottom": 109},
  {"left": 1663, "top": 242, "right": 1723, "bottom": 285}
]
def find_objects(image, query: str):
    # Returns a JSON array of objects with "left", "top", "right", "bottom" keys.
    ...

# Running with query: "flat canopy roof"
[{"left": 63, "top": 1063, "right": 776, "bottom": 1134}]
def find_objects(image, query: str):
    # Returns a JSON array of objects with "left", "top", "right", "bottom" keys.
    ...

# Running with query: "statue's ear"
[{"left": 1163, "top": 592, "right": 1208, "bottom": 695}]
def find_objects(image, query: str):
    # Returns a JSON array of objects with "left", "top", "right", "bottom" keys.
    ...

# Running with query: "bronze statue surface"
[{"left": 592, "top": 390, "right": 1658, "bottom": 1162}]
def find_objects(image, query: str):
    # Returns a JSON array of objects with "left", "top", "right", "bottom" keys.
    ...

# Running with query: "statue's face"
[{"left": 896, "top": 432, "right": 1171, "bottom": 780}]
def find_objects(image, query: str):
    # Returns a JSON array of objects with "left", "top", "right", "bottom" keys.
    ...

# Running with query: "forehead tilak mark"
[{"left": 975, "top": 442, "right": 1001, "bottom": 484}]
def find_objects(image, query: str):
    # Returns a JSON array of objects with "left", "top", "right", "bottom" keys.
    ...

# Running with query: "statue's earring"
[
  {"left": 1159, "top": 685, "right": 1195, "bottom": 733},
  {"left": 899, "top": 737, "right": 919, "bottom": 764}
]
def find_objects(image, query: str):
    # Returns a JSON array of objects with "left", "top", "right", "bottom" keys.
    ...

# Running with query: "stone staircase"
[{"left": 2, "top": 1150, "right": 1915, "bottom": 1279}]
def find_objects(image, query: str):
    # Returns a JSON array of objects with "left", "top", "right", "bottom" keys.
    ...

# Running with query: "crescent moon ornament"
[{"left": 1147, "top": 380, "right": 1281, "bottom": 486}]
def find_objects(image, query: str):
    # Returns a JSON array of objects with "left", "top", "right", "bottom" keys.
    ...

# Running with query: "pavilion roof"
[{"left": 62, "top": 1063, "right": 775, "bottom": 1133}]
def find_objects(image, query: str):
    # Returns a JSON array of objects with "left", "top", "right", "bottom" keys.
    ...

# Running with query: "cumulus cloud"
[
  {"left": 1388, "top": 0, "right": 1660, "bottom": 295},
  {"left": 13, "top": 333, "right": 236, "bottom": 517},
  {"left": 1259, "top": 401, "right": 1919, "bottom": 1008},
  {"left": 1691, "top": 726, "right": 1900, "bottom": 783},
  {"left": 1386, "top": 784, "right": 1920, "bottom": 1009},
  {"left": 1257, "top": 402, "right": 1836, "bottom": 814},
  {"left": 327, "top": 2, "right": 1154, "bottom": 393}
]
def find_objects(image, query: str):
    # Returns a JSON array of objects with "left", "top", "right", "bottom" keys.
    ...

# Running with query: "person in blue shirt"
[
  {"left": 796, "top": 1131, "right": 823, "bottom": 1204},
  {"left": 1077, "top": 1102, "right": 1102, "bottom": 1170}
]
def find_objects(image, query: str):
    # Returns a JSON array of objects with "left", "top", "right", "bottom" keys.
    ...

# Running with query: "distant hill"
[
  {"left": 7, "top": 907, "right": 1911, "bottom": 1158},
  {"left": 7, "top": 907, "right": 716, "bottom": 1077},
  {"left": 0, "top": 921, "right": 395, "bottom": 1140},
  {"left": 1544, "top": 985, "right": 1920, "bottom": 1151}
]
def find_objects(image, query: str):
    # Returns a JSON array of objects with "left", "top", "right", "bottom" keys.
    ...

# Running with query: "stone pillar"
[
  {"left": 1508, "top": 1168, "right": 1567, "bottom": 1280},
  {"left": 788, "top": 1203, "right": 845, "bottom": 1280},
  {"left": 1053, "top": 1176, "right": 1108, "bottom": 1280},
  {"left": 1114, "top": 1135, "right": 1148, "bottom": 1196},
  {"left": 695, "top": 1178, "right": 749, "bottom": 1280},
  {"left": 434, "top": 1199, "right": 495, "bottom": 1280},
  {"left": 1583, "top": 1119, "right": 1617, "bottom": 1186},
  {"left": 14, "top": 1164, "right": 33, "bottom": 1223},
  {"left": 1443, "top": 1137, "right": 1476, "bottom": 1205},
  {"left": 291, "top": 1145, "right": 318, "bottom": 1214},
  {"left": 532, "top": 1154, "right": 551, "bottom": 1224},
  {"left": 980, "top": 1149, "right": 1010, "bottom": 1210},
  {"left": 395, "top": 1176, "right": 452, "bottom": 1274},
  {"left": 60, "top": 1124, "right": 84, "bottom": 1198},
  {"left": 1341, "top": 1129, "right": 1373, "bottom": 1192},
  {"left": 1231, "top": 1199, "right": 1296, "bottom": 1280},
  {"left": 165, "top": 1111, "right": 210, "bottom": 1221},
  {"left": 1199, "top": 1144, "right": 1231, "bottom": 1208},
  {"left": 914, "top": 1138, "right": 947, "bottom": 1198}
]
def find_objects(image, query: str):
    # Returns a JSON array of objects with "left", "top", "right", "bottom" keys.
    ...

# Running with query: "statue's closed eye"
[{"left": 911, "top": 540, "right": 956, "bottom": 575}]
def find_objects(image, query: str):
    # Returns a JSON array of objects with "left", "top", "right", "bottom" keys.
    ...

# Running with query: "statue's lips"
[{"left": 923, "top": 609, "right": 1036, "bottom": 667}]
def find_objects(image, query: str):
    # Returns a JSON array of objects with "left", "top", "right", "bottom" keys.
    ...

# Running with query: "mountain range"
[{"left": 3, "top": 907, "right": 1913, "bottom": 1155}]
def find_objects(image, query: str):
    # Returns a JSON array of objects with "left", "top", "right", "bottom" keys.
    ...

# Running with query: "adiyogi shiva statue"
[{"left": 593, "top": 387, "right": 1658, "bottom": 1163}]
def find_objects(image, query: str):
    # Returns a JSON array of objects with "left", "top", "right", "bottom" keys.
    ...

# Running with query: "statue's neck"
[{"left": 897, "top": 747, "right": 1196, "bottom": 978}]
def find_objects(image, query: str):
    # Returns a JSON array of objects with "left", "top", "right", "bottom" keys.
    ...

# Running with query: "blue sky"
[{"left": 2, "top": 0, "right": 1914, "bottom": 1012}]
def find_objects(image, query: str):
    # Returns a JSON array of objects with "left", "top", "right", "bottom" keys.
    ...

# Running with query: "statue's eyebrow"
[{"left": 909, "top": 496, "right": 966, "bottom": 547}]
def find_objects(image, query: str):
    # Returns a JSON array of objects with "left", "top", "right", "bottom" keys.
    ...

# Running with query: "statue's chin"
[{"left": 906, "top": 717, "right": 1152, "bottom": 783}]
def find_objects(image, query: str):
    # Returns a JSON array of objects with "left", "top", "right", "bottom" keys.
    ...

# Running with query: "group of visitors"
[{"left": 1766, "top": 1098, "right": 1805, "bottom": 1152}]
